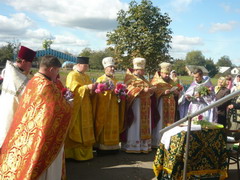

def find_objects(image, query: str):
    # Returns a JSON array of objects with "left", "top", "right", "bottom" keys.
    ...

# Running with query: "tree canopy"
[
  {"left": 107, "top": 0, "right": 172, "bottom": 74},
  {"left": 216, "top": 55, "right": 232, "bottom": 67},
  {"left": 42, "top": 39, "right": 53, "bottom": 50},
  {"left": 185, "top": 50, "right": 206, "bottom": 66},
  {"left": 205, "top": 58, "right": 218, "bottom": 77},
  {"left": 0, "top": 41, "right": 20, "bottom": 65},
  {"left": 172, "top": 59, "right": 187, "bottom": 76},
  {"left": 79, "top": 48, "right": 115, "bottom": 70}
]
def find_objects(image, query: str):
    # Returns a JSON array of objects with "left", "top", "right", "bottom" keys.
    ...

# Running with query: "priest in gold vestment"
[
  {"left": 121, "top": 57, "right": 154, "bottom": 153},
  {"left": 93, "top": 57, "right": 125, "bottom": 154},
  {"left": 65, "top": 57, "right": 96, "bottom": 161},
  {"left": 151, "top": 62, "right": 179, "bottom": 147},
  {"left": 0, "top": 55, "right": 71, "bottom": 180}
]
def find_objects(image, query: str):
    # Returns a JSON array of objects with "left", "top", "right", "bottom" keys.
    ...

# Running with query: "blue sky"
[{"left": 0, "top": 0, "right": 239, "bottom": 65}]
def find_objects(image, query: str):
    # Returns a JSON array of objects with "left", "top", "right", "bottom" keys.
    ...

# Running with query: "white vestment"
[
  {"left": 122, "top": 98, "right": 152, "bottom": 153},
  {"left": 0, "top": 61, "right": 28, "bottom": 147},
  {"left": 38, "top": 147, "right": 64, "bottom": 180},
  {"left": 185, "top": 76, "right": 217, "bottom": 122}
]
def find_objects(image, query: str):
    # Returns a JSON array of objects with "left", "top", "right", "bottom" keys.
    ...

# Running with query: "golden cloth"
[
  {"left": 151, "top": 71, "right": 177, "bottom": 127},
  {"left": 0, "top": 73, "right": 71, "bottom": 180},
  {"left": 93, "top": 74, "right": 124, "bottom": 150},
  {"left": 65, "top": 70, "right": 95, "bottom": 160},
  {"left": 153, "top": 128, "right": 227, "bottom": 179},
  {"left": 123, "top": 69, "right": 152, "bottom": 140}
]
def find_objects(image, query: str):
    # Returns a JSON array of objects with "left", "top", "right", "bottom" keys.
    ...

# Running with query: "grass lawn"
[
  {"left": 59, "top": 69, "right": 126, "bottom": 84},
  {"left": 1, "top": 69, "right": 217, "bottom": 92},
  {"left": 59, "top": 69, "right": 218, "bottom": 86},
  {"left": 0, "top": 67, "right": 218, "bottom": 94},
  {"left": 178, "top": 75, "right": 217, "bottom": 86}
]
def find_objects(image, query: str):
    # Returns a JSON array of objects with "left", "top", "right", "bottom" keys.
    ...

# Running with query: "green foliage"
[
  {"left": 107, "top": 0, "right": 172, "bottom": 75},
  {"left": 195, "top": 85, "right": 211, "bottom": 96},
  {"left": 205, "top": 58, "right": 218, "bottom": 77},
  {"left": 172, "top": 59, "right": 187, "bottom": 75},
  {"left": 42, "top": 39, "right": 53, "bottom": 50},
  {"left": 80, "top": 48, "right": 93, "bottom": 57},
  {"left": 178, "top": 75, "right": 217, "bottom": 86},
  {"left": 216, "top": 55, "right": 232, "bottom": 67},
  {"left": 0, "top": 41, "right": 20, "bottom": 65},
  {"left": 185, "top": 50, "right": 206, "bottom": 66},
  {"left": 79, "top": 48, "right": 115, "bottom": 70}
]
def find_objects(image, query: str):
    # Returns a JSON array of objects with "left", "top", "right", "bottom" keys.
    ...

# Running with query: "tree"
[
  {"left": 216, "top": 55, "right": 232, "bottom": 67},
  {"left": 205, "top": 58, "right": 218, "bottom": 77},
  {"left": 107, "top": 0, "right": 172, "bottom": 75},
  {"left": 172, "top": 59, "right": 187, "bottom": 76},
  {"left": 0, "top": 41, "right": 21, "bottom": 65},
  {"left": 185, "top": 50, "right": 206, "bottom": 66},
  {"left": 80, "top": 48, "right": 93, "bottom": 57},
  {"left": 79, "top": 48, "right": 115, "bottom": 70},
  {"left": 42, "top": 39, "right": 53, "bottom": 50}
]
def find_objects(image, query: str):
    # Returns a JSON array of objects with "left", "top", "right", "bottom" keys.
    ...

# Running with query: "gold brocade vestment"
[
  {"left": 151, "top": 71, "right": 177, "bottom": 127},
  {"left": 65, "top": 70, "right": 95, "bottom": 160},
  {"left": 0, "top": 73, "right": 71, "bottom": 180},
  {"left": 124, "top": 69, "right": 152, "bottom": 141},
  {"left": 92, "top": 74, "right": 125, "bottom": 150}
]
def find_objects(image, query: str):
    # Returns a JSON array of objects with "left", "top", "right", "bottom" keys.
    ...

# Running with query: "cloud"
[
  {"left": 220, "top": 3, "right": 231, "bottom": 12},
  {"left": 209, "top": 21, "right": 237, "bottom": 33},
  {"left": 53, "top": 35, "right": 89, "bottom": 46},
  {"left": 8, "top": 33, "right": 90, "bottom": 56},
  {"left": 0, "top": 20, "right": 90, "bottom": 55},
  {"left": 25, "top": 29, "right": 52, "bottom": 39},
  {"left": 172, "top": 35, "right": 203, "bottom": 45},
  {"left": 170, "top": 35, "right": 204, "bottom": 59},
  {"left": 220, "top": 3, "right": 240, "bottom": 14},
  {"left": 4, "top": 0, "right": 128, "bottom": 31},
  {"left": 0, "top": 13, "right": 33, "bottom": 37},
  {"left": 50, "top": 35, "right": 89, "bottom": 55},
  {"left": 170, "top": 0, "right": 199, "bottom": 12},
  {"left": 236, "top": 8, "right": 240, "bottom": 14}
]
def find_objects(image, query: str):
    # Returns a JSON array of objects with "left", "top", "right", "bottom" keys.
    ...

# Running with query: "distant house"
[
  {"left": 218, "top": 66, "right": 231, "bottom": 75},
  {"left": 62, "top": 61, "right": 76, "bottom": 69},
  {"left": 185, "top": 65, "right": 209, "bottom": 76},
  {"left": 231, "top": 67, "right": 240, "bottom": 75}
]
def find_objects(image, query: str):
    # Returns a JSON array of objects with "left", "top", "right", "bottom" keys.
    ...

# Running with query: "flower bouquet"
[
  {"left": 177, "top": 83, "right": 183, "bottom": 91},
  {"left": 95, "top": 80, "right": 115, "bottom": 93},
  {"left": 61, "top": 88, "right": 74, "bottom": 102},
  {"left": 114, "top": 82, "right": 128, "bottom": 103},
  {"left": 192, "top": 115, "right": 223, "bottom": 129},
  {"left": 195, "top": 85, "right": 211, "bottom": 97}
]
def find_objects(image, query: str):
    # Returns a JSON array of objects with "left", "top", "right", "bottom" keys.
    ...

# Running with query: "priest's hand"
[
  {"left": 185, "top": 94, "right": 191, "bottom": 101},
  {"left": 228, "top": 104, "right": 234, "bottom": 109},
  {"left": 164, "top": 89, "right": 171, "bottom": 95},
  {"left": 143, "top": 87, "right": 154, "bottom": 93},
  {"left": 88, "top": 83, "right": 95, "bottom": 90}
]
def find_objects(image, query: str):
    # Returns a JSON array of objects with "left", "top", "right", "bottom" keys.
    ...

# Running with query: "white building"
[
  {"left": 218, "top": 66, "right": 231, "bottom": 74},
  {"left": 231, "top": 67, "right": 240, "bottom": 75}
]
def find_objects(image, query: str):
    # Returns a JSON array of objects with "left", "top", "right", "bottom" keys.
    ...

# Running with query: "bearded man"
[{"left": 151, "top": 62, "right": 180, "bottom": 147}]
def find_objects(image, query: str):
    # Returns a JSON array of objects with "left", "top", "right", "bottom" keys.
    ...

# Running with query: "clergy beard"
[{"left": 162, "top": 77, "right": 170, "bottom": 83}]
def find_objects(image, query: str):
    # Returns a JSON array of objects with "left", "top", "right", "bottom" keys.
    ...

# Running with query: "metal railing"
[{"left": 159, "top": 89, "right": 240, "bottom": 180}]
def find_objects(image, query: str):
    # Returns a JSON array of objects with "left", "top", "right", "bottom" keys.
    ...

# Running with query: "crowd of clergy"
[{"left": 0, "top": 45, "right": 239, "bottom": 179}]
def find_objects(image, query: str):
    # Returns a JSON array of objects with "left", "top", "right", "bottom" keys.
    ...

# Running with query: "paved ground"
[
  {"left": 66, "top": 150, "right": 157, "bottom": 180},
  {"left": 66, "top": 149, "right": 238, "bottom": 180}
]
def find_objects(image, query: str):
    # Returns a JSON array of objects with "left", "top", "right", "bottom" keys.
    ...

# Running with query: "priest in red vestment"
[{"left": 0, "top": 55, "right": 72, "bottom": 180}]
